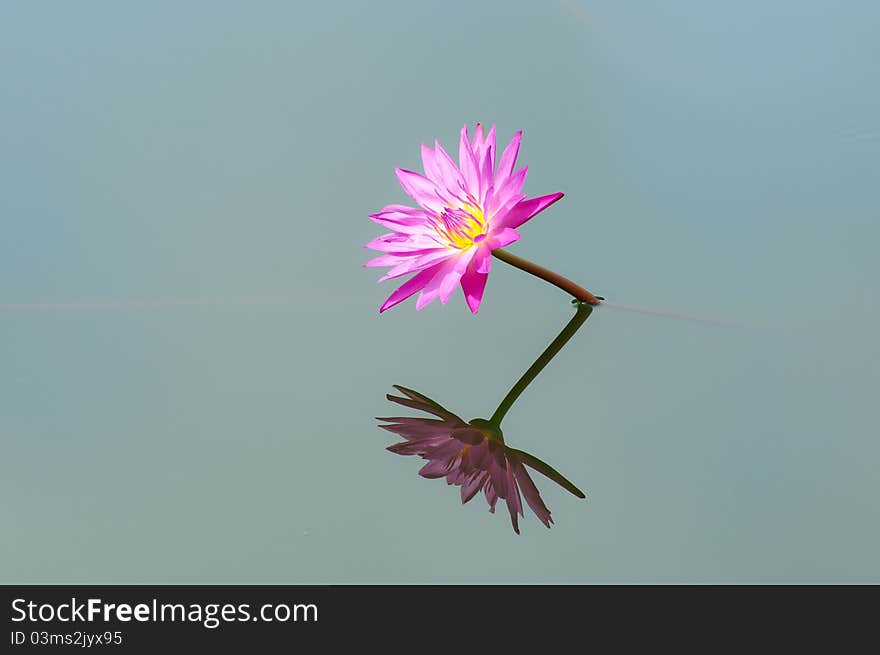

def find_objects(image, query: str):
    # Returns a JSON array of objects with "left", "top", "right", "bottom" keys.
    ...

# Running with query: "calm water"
[{"left": 2, "top": 1, "right": 878, "bottom": 582}]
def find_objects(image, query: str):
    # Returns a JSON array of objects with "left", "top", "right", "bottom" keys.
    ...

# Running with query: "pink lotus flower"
[
  {"left": 379, "top": 385, "right": 585, "bottom": 534},
  {"left": 366, "top": 124, "right": 564, "bottom": 313}
]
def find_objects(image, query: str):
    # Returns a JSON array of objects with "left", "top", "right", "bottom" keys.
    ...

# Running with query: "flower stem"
[
  {"left": 492, "top": 248, "right": 603, "bottom": 305},
  {"left": 489, "top": 301, "right": 593, "bottom": 427}
]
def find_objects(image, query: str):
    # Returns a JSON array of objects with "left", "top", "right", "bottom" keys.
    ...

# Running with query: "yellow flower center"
[{"left": 434, "top": 203, "right": 488, "bottom": 249}]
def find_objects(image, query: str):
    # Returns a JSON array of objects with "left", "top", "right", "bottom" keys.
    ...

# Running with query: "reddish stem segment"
[{"left": 492, "top": 249, "right": 603, "bottom": 305}]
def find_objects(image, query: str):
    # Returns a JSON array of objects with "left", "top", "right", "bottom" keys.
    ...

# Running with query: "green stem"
[
  {"left": 492, "top": 248, "right": 603, "bottom": 305},
  {"left": 489, "top": 301, "right": 593, "bottom": 427}
]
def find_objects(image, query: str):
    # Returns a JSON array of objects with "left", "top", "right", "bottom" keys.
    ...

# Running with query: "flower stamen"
[{"left": 432, "top": 204, "right": 487, "bottom": 249}]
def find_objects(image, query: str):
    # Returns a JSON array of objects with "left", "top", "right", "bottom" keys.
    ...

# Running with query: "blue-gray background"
[{"left": 2, "top": 1, "right": 877, "bottom": 583}]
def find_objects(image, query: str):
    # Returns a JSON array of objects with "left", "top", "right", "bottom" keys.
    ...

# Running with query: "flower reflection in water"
[{"left": 379, "top": 385, "right": 585, "bottom": 534}]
